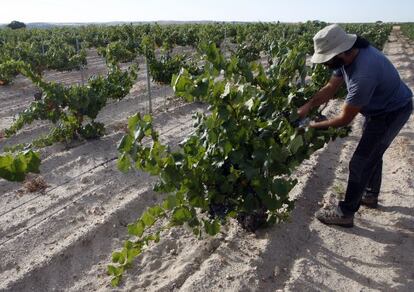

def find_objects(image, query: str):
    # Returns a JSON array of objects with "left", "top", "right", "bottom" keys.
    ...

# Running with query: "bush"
[{"left": 7, "top": 21, "right": 26, "bottom": 30}]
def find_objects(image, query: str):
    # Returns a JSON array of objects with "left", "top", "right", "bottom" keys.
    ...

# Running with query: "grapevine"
[
  {"left": 3, "top": 60, "right": 137, "bottom": 154},
  {"left": 108, "top": 42, "right": 350, "bottom": 285}
]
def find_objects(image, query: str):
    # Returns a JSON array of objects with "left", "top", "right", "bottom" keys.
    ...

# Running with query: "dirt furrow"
[{"left": 0, "top": 101, "right": 205, "bottom": 291}]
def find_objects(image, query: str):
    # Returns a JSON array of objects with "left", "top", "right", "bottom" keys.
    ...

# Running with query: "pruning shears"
[{"left": 292, "top": 114, "right": 327, "bottom": 129}]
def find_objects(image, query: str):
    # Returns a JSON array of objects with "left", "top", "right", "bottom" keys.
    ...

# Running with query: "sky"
[{"left": 0, "top": 0, "right": 413, "bottom": 24}]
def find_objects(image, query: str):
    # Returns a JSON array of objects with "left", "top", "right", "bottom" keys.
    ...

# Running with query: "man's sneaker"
[
  {"left": 361, "top": 193, "right": 379, "bottom": 209},
  {"left": 315, "top": 205, "right": 354, "bottom": 227}
]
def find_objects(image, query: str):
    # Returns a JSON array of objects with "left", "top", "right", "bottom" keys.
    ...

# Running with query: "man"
[{"left": 298, "top": 24, "right": 413, "bottom": 227}]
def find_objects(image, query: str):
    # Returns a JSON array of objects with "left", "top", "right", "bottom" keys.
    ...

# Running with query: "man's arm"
[
  {"left": 297, "top": 75, "right": 344, "bottom": 118},
  {"left": 310, "top": 102, "right": 361, "bottom": 128}
]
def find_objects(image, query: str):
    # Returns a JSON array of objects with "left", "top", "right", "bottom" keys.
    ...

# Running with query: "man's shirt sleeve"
[{"left": 345, "top": 77, "right": 377, "bottom": 108}]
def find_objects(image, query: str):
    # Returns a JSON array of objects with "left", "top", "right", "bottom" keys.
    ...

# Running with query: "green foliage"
[
  {"left": 0, "top": 38, "right": 87, "bottom": 81},
  {"left": 98, "top": 41, "right": 137, "bottom": 65},
  {"left": 45, "top": 40, "right": 87, "bottom": 71},
  {"left": 401, "top": 23, "right": 414, "bottom": 41},
  {"left": 0, "top": 22, "right": 392, "bottom": 283},
  {"left": 148, "top": 52, "right": 186, "bottom": 85},
  {"left": 78, "top": 122, "right": 106, "bottom": 140},
  {"left": 0, "top": 60, "right": 19, "bottom": 84},
  {"left": 140, "top": 37, "right": 186, "bottom": 85},
  {"left": 343, "top": 23, "right": 392, "bottom": 50},
  {"left": 232, "top": 42, "right": 262, "bottom": 62},
  {"left": 1, "top": 60, "right": 137, "bottom": 174},
  {"left": 110, "top": 43, "right": 351, "bottom": 285},
  {"left": 0, "top": 150, "right": 40, "bottom": 181},
  {"left": 0, "top": 22, "right": 391, "bottom": 85},
  {"left": 4, "top": 61, "right": 137, "bottom": 139}
]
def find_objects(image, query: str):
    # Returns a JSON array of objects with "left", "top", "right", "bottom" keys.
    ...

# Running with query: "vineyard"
[{"left": 0, "top": 22, "right": 413, "bottom": 291}]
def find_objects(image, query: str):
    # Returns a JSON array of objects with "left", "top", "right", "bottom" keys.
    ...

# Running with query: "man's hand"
[
  {"left": 310, "top": 102, "right": 361, "bottom": 129},
  {"left": 297, "top": 102, "right": 312, "bottom": 119}
]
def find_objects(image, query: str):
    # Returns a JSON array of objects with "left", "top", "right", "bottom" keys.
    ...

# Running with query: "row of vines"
[
  {"left": 0, "top": 21, "right": 392, "bottom": 286},
  {"left": 401, "top": 23, "right": 414, "bottom": 40}
]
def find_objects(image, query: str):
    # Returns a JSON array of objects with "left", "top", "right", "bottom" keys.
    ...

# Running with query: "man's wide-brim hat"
[{"left": 311, "top": 24, "right": 357, "bottom": 64}]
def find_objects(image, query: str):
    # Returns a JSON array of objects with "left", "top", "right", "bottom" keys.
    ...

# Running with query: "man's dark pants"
[{"left": 339, "top": 99, "right": 413, "bottom": 216}]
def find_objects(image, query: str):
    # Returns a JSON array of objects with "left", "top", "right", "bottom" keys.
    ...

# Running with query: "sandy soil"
[{"left": 0, "top": 27, "right": 413, "bottom": 292}]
